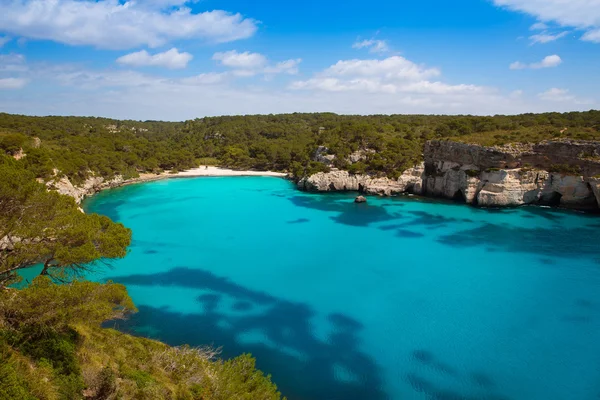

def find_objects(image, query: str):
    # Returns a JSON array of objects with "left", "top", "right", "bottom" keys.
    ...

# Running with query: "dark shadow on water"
[
  {"left": 88, "top": 198, "right": 127, "bottom": 222},
  {"left": 408, "top": 350, "right": 510, "bottom": 400},
  {"left": 396, "top": 229, "right": 425, "bottom": 238},
  {"left": 437, "top": 222, "right": 600, "bottom": 259},
  {"left": 290, "top": 195, "right": 401, "bottom": 227},
  {"left": 288, "top": 218, "right": 310, "bottom": 224},
  {"left": 107, "top": 267, "right": 388, "bottom": 400}
]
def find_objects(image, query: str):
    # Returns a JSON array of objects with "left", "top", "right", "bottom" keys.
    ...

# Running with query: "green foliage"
[
  {"left": 0, "top": 111, "right": 596, "bottom": 183},
  {"left": 0, "top": 156, "right": 132, "bottom": 285},
  {"left": 206, "top": 353, "right": 283, "bottom": 400},
  {"left": 0, "top": 276, "right": 284, "bottom": 400},
  {"left": 0, "top": 133, "right": 28, "bottom": 155}
]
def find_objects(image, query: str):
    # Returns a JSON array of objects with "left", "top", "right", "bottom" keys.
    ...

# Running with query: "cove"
[{"left": 82, "top": 176, "right": 600, "bottom": 400}]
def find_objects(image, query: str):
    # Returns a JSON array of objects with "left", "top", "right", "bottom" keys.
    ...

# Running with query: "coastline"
[
  {"left": 56, "top": 166, "right": 288, "bottom": 204},
  {"left": 123, "top": 166, "right": 287, "bottom": 187}
]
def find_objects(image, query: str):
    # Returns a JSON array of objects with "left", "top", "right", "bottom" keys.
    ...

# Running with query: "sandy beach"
[
  {"left": 121, "top": 166, "right": 288, "bottom": 187},
  {"left": 174, "top": 166, "right": 287, "bottom": 178}
]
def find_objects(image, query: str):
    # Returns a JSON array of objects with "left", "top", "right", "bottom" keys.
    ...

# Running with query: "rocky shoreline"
[
  {"left": 297, "top": 140, "right": 600, "bottom": 212},
  {"left": 50, "top": 167, "right": 287, "bottom": 204},
  {"left": 55, "top": 139, "right": 600, "bottom": 213}
]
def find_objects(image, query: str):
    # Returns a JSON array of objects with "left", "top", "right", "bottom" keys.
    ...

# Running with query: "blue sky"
[{"left": 0, "top": 0, "right": 598, "bottom": 120}]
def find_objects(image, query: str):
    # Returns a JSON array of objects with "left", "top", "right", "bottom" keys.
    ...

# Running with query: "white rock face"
[
  {"left": 298, "top": 164, "right": 425, "bottom": 196},
  {"left": 48, "top": 175, "right": 124, "bottom": 204},
  {"left": 313, "top": 146, "right": 336, "bottom": 166},
  {"left": 477, "top": 170, "right": 541, "bottom": 207}
]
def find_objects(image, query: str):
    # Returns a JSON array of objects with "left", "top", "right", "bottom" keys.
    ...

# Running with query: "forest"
[{"left": 1, "top": 111, "right": 599, "bottom": 182}]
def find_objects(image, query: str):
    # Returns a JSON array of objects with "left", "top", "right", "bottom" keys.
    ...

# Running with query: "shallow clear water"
[{"left": 81, "top": 177, "right": 600, "bottom": 400}]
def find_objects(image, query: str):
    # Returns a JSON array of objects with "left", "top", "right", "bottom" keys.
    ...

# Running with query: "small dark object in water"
[{"left": 355, "top": 196, "right": 367, "bottom": 203}]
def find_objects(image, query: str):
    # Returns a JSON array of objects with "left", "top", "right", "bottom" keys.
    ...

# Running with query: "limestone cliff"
[
  {"left": 47, "top": 175, "right": 125, "bottom": 204},
  {"left": 297, "top": 165, "right": 425, "bottom": 196},
  {"left": 423, "top": 140, "right": 600, "bottom": 210},
  {"left": 298, "top": 139, "right": 600, "bottom": 211}
]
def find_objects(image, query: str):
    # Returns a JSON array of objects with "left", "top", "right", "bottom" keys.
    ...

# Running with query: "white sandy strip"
[{"left": 174, "top": 166, "right": 287, "bottom": 177}]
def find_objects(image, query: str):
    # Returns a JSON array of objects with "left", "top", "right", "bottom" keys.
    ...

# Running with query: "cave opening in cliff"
[
  {"left": 452, "top": 189, "right": 467, "bottom": 203},
  {"left": 540, "top": 191, "right": 562, "bottom": 207}
]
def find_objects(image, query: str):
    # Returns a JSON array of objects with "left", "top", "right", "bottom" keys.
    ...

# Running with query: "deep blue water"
[{"left": 80, "top": 177, "right": 600, "bottom": 400}]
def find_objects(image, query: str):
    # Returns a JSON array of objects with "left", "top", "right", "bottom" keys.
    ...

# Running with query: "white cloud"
[
  {"left": 321, "top": 56, "right": 441, "bottom": 80},
  {"left": 212, "top": 50, "right": 301, "bottom": 77},
  {"left": 180, "top": 72, "right": 228, "bottom": 85},
  {"left": 529, "top": 31, "right": 568, "bottom": 44},
  {"left": 538, "top": 88, "right": 572, "bottom": 101},
  {"left": 582, "top": 29, "right": 600, "bottom": 42},
  {"left": 510, "top": 89, "right": 524, "bottom": 98},
  {"left": 509, "top": 54, "right": 562, "bottom": 69},
  {"left": 0, "top": 0, "right": 258, "bottom": 50},
  {"left": 530, "top": 22, "right": 548, "bottom": 30},
  {"left": 213, "top": 50, "right": 267, "bottom": 69},
  {"left": 538, "top": 88, "right": 594, "bottom": 105},
  {"left": 1, "top": 55, "right": 594, "bottom": 120},
  {"left": 493, "top": 0, "right": 600, "bottom": 43},
  {"left": 264, "top": 59, "right": 302, "bottom": 75},
  {"left": 117, "top": 48, "right": 193, "bottom": 69},
  {"left": 290, "top": 55, "right": 487, "bottom": 100},
  {"left": 0, "top": 53, "right": 27, "bottom": 72},
  {"left": 352, "top": 39, "right": 390, "bottom": 53},
  {"left": 0, "top": 77, "right": 28, "bottom": 89},
  {"left": 0, "top": 36, "right": 10, "bottom": 47}
]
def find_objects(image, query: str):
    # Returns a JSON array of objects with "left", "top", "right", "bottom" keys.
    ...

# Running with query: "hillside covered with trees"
[{"left": 1, "top": 111, "right": 599, "bottom": 182}]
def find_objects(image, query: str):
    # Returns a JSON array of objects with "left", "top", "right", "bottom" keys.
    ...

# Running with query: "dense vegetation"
[
  {"left": 1, "top": 111, "right": 599, "bottom": 181},
  {"left": 0, "top": 277, "right": 283, "bottom": 399}
]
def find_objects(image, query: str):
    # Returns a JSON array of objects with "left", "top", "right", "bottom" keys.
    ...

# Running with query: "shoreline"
[
  {"left": 121, "top": 166, "right": 288, "bottom": 188},
  {"left": 67, "top": 166, "right": 288, "bottom": 204}
]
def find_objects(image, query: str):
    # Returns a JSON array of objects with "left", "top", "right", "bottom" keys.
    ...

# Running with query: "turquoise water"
[{"left": 81, "top": 177, "right": 600, "bottom": 400}]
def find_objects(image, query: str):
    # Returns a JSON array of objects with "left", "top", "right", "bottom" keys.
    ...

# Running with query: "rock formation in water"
[{"left": 299, "top": 139, "right": 600, "bottom": 211}]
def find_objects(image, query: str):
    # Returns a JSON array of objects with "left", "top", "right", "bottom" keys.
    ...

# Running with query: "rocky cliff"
[
  {"left": 47, "top": 175, "right": 126, "bottom": 204},
  {"left": 297, "top": 165, "right": 425, "bottom": 196},
  {"left": 298, "top": 139, "right": 600, "bottom": 211}
]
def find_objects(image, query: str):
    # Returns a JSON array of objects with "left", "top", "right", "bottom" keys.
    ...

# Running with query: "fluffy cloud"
[
  {"left": 493, "top": 0, "right": 600, "bottom": 42},
  {"left": 213, "top": 50, "right": 301, "bottom": 77},
  {"left": 509, "top": 54, "right": 562, "bottom": 70},
  {"left": 320, "top": 56, "right": 440, "bottom": 80},
  {"left": 0, "top": 77, "right": 28, "bottom": 89},
  {"left": 530, "top": 22, "right": 548, "bottom": 30},
  {"left": 0, "top": 0, "right": 258, "bottom": 50},
  {"left": 290, "top": 55, "right": 487, "bottom": 100},
  {"left": 352, "top": 39, "right": 390, "bottom": 53},
  {"left": 264, "top": 59, "right": 302, "bottom": 75},
  {"left": 0, "top": 53, "right": 27, "bottom": 72},
  {"left": 180, "top": 72, "right": 228, "bottom": 85},
  {"left": 117, "top": 48, "right": 193, "bottom": 69},
  {"left": 212, "top": 50, "right": 267, "bottom": 69},
  {"left": 0, "top": 36, "right": 10, "bottom": 47},
  {"left": 529, "top": 31, "right": 568, "bottom": 44},
  {"left": 537, "top": 88, "right": 593, "bottom": 105},
  {"left": 0, "top": 51, "right": 594, "bottom": 120}
]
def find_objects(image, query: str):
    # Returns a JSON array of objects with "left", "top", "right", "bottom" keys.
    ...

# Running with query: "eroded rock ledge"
[{"left": 298, "top": 140, "right": 600, "bottom": 211}]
